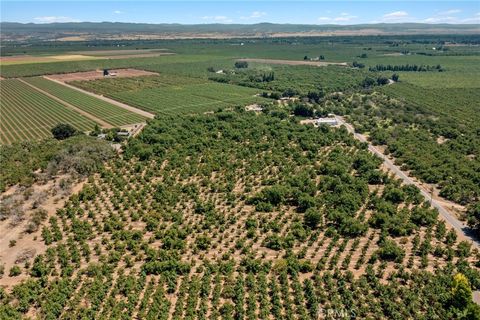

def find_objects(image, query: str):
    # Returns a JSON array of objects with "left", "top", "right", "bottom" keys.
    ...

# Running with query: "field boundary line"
[
  {"left": 44, "top": 76, "right": 156, "bottom": 119},
  {"left": 17, "top": 78, "right": 113, "bottom": 129},
  {"left": 237, "top": 58, "right": 348, "bottom": 67}
]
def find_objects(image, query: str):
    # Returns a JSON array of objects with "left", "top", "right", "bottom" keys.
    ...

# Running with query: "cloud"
[
  {"left": 250, "top": 11, "right": 266, "bottom": 18},
  {"left": 317, "top": 13, "right": 357, "bottom": 24},
  {"left": 423, "top": 11, "right": 479, "bottom": 24},
  {"left": 34, "top": 16, "right": 80, "bottom": 23},
  {"left": 201, "top": 15, "right": 233, "bottom": 23},
  {"left": 376, "top": 11, "right": 415, "bottom": 23},
  {"left": 382, "top": 11, "right": 409, "bottom": 19},
  {"left": 423, "top": 16, "right": 457, "bottom": 23},
  {"left": 438, "top": 9, "right": 461, "bottom": 15},
  {"left": 458, "top": 12, "right": 480, "bottom": 24},
  {"left": 334, "top": 15, "right": 357, "bottom": 22},
  {"left": 240, "top": 11, "right": 267, "bottom": 20},
  {"left": 113, "top": 10, "right": 124, "bottom": 14}
]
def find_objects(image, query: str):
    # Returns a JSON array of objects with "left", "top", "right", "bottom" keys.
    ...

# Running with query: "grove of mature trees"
[{"left": 1, "top": 110, "right": 478, "bottom": 319}]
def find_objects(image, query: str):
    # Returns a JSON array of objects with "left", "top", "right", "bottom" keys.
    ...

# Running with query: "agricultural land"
[{"left": 0, "top": 27, "right": 479, "bottom": 319}]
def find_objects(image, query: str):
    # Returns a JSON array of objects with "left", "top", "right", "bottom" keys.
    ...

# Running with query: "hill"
[{"left": 1, "top": 22, "right": 479, "bottom": 41}]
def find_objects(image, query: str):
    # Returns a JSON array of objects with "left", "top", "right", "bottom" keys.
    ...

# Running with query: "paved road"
[{"left": 335, "top": 116, "right": 479, "bottom": 248}]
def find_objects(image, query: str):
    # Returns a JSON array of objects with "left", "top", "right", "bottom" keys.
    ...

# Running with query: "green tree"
[
  {"left": 51, "top": 123, "right": 77, "bottom": 140},
  {"left": 234, "top": 61, "right": 248, "bottom": 68},
  {"left": 466, "top": 201, "right": 480, "bottom": 236},
  {"left": 451, "top": 273, "right": 472, "bottom": 310},
  {"left": 304, "top": 208, "right": 321, "bottom": 229}
]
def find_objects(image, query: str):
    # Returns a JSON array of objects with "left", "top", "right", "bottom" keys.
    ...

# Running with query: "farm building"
[{"left": 316, "top": 118, "right": 338, "bottom": 126}]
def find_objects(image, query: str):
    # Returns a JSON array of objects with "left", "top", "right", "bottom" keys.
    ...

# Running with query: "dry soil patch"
[{"left": 47, "top": 68, "right": 159, "bottom": 82}]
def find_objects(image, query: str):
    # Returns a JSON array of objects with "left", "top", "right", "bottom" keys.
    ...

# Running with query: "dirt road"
[
  {"left": 43, "top": 76, "right": 156, "bottom": 119},
  {"left": 335, "top": 116, "right": 479, "bottom": 248},
  {"left": 237, "top": 58, "right": 348, "bottom": 67}
]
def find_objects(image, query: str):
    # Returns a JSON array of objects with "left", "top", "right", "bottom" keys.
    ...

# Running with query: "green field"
[
  {"left": 0, "top": 79, "right": 96, "bottom": 144},
  {"left": 23, "top": 77, "right": 148, "bottom": 126},
  {"left": 72, "top": 75, "right": 266, "bottom": 115}
]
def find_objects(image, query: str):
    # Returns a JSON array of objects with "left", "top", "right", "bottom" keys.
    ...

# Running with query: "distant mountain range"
[{"left": 1, "top": 22, "right": 479, "bottom": 41}]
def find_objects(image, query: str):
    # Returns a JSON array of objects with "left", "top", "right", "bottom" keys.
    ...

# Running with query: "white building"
[{"left": 316, "top": 118, "right": 338, "bottom": 126}]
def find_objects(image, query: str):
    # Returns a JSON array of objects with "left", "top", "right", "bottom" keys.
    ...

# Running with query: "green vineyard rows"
[
  {"left": 23, "top": 77, "right": 148, "bottom": 126},
  {"left": 0, "top": 79, "right": 96, "bottom": 144},
  {"left": 73, "top": 76, "right": 266, "bottom": 115}
]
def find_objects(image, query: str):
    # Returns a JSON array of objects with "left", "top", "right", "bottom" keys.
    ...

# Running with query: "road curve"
[{"left": 335, "top": 116, "right": 479, "bottom": 248}]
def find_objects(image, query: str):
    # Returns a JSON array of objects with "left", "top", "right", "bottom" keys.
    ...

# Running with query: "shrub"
[
  {"left": 196, "top": 235, "right": 211, "bottom": 251},
  {"left": 9, "top": 266, "right": 21, "bottom": 277}
]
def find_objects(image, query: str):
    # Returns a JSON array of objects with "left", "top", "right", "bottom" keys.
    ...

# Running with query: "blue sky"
[{"left": 1, "top": 1, "right": 479, "bottom": 25}]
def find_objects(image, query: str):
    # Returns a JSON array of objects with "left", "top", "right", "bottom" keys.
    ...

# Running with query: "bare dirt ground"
[
  {"left": 237, "top": 58, "right": 348, "bottom": 67},
  {"left": 383, "top": 52, "right": 406, "bottom": 56},
  {"left": 69, "top": 49, "right": 170, "bottom": 56},
  {"left": 46, "top": 68, "right": 159, "bottom": 82},
  {"left": 0, "top": 53, "right": 172, "bottom": 66},
  {"left": 0, "top": 177, "right": 85, "bottom": 287},
  {"left": 0, "top": 54, "right": 100, "bottom": 65}
]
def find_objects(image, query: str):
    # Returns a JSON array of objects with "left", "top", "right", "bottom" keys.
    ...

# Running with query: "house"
[
  {"left": 117, "top": 131, "right": 131, "bottom": 137},
  {"left": 245, "top": 104, "right": 263, "bottom": 112},
  {"left": 316, "top": 118, "right": 338, "bottom": 126}
]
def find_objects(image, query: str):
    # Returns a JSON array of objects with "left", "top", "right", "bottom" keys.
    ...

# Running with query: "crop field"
[
  {"left": 367, "top": 55, "right": 480, "bottom": 88},
  {"left": 1, "top": 111, "right": 478, "bottom": 319},
  {"left": 23, "top": 77, "right": 148, "bottom": 126},
  {"left": 381, "top": 83, "right": 480, "bottom": 127},
  {"left": 71, "top": 75, "right": 266, "bottom": 115},
  {"left": 0, "top": 54, "right": 225, "bottom": 78},
  {"left": 0, "top": 79, "right": 96, "bottom": 144},
  {"left": 1, "top": 34, "right": 480, "bottom": 319},
  {"left": 47, "top": 68, "right": 159, "bottom": 82},
  {"left": 209, "top": 64, "right": 369, "bottom": 95},
  {"left": 0, "top": 54, "right": 102, "bottom": 66}
]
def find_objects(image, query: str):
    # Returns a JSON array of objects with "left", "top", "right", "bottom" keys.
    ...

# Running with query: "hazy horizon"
[{"left": 1, "top": 1, "right": 479, "bottom": 25}]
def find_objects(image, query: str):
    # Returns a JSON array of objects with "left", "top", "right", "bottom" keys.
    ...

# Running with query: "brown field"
[
  {"left": 237, "top": 58, "right": 348, "bottom": 66},
  {"left": 46, "top": 68, "right": 159, "bottom": 82},
  {"left": 0, "top": 52, "right": 173, "bottom": 65},
  {"left": 0, "top": 54, "right": 100, "bottom": 65},
  {"left": 69, "top": 49, "right": 170, "bottom": 56}
]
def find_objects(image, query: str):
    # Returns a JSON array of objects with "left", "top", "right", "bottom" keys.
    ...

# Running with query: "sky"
[{"left": 1, "top": 1, "right": 479, "bottom": 25}]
